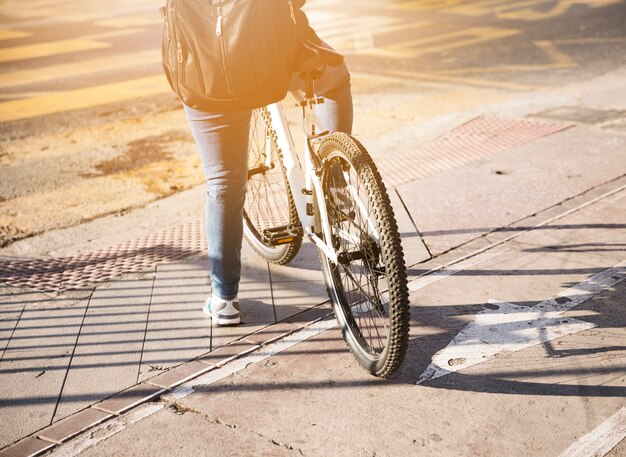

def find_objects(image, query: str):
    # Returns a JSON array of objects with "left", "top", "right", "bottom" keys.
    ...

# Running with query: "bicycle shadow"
[{"left": 393, "top": 277, "right": 626, "bottom": 398}]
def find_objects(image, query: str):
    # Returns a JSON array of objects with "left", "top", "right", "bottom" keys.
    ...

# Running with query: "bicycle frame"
[{"left": 266, "top": 100, "right": 339, "bottom": 264}]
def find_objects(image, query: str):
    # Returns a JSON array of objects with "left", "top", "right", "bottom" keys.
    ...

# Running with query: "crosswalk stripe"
[
  {"left": 365, "top": 26, "right": 520, "bottom": 59},
  {"left": 0, "top": 49, "right": 160, "bottom": 89},
  {"left": 0, "top": 29, "right": 32, "bottom": 40},
  {"left": 0, "top": 39, "right": 110, "bottom": 63},
  {"left": 0, "top": 91, "right": 58, "bottom": 100},
  {"left": 94, "top": 13, "right": 162, "bottom": 28},
  {"left": 0, "top": 75, "right": 169, "bottom": 123}
]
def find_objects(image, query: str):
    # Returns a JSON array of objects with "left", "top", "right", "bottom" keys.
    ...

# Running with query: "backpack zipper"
[
  {"left": 288, "top": 1, "right": 296, "bottom": 24},
  {"left": 160, "top": 7, "right": 170, "bottom": 40},
  {"left": 216, "top": 12, "right": 234, "bottom": 96},
  {"left": 216, "top": 15, "right": 222, "bottom": 36}
]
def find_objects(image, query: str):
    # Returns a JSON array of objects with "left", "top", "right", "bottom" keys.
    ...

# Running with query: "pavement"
[
  {"left": 1, "top": 1, "right": 626, "bottom": 456},
  {"left": 1, "top": 72, "right": 626, "bottom": 455}
]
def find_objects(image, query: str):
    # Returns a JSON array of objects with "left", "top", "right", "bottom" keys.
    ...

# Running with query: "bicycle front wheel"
[
  {"left": 316, "top": 133, "right": 409, "bottom": 378},
  {"left": 243, "top": 107, "right": 302, "bottom": 265}
]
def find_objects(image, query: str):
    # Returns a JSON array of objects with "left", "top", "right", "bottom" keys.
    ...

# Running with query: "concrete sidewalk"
[
  {"left": 3, "top": 168, "right": 623, "bottom": 457},
  {"left": 1, "top": 69, "right": 626, "bottom": 455}
]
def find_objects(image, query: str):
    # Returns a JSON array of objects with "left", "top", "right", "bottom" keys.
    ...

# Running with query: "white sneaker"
[{"left": 203, "top": 294, "right": 241, "bottom": 326}]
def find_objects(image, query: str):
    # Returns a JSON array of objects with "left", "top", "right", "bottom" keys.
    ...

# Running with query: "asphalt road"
[{"left": 1, "top": 0, "right": 625, "bottom": 247}]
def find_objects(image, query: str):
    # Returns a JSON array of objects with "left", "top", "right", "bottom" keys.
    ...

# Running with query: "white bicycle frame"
[{"left": 265, "top": 100, "right": 339, "bottom": 264}]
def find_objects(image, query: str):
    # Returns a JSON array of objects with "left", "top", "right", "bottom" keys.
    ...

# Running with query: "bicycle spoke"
[{"left": 242, "top": 108, "right": 301, "bottom": 265}]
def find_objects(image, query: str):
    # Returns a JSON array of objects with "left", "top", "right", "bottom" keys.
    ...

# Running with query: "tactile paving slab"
[
  {"left": 0, "top": 117, "right": 570, "bottom": 293},
  {"left": 376, "top": 116, "right": 571, "bottom": 186},
  {"left": 0, "top": 220, "right": 207, "bottom": 292}
]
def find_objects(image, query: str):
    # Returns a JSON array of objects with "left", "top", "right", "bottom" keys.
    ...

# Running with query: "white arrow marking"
[{"left": 417, "top": 260, "right": 626, "bottom": 384}]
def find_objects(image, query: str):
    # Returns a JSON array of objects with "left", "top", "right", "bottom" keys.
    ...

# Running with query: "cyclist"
[{"left": 178, "top": 2, "right": 353, "bottom": 325}]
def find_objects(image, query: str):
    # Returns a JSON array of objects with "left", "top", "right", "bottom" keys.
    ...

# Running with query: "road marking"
[
  {"left": 0, "top": 39, "right": 110, "bottom": 63},
  {"left": 0, "top": 28, "right": 31, "bottom": 40},
  {"left": 391, "top": 0, "right": 533, "bottom": 16},
  {"left": 403, "top": 36, "right": 582, "bottom": 80},
  {"left": 330, "top": 21, "right": 430, "bottom": 54},
  {"left": 499, "top": 0, "right": 622, "bottom": 21},
  {"left": 431, "top": 39, "right": 577, "bottom": 79},
  {"left": 81, "top": 27, "right": 148, "bottom": 41},
  {"left": 0, "top": 75, "right": 168, "bottom": 123},
  {"left": 0, "top": 90, "right": 60, "bottom": 100},
  {"left": 553, "top": 36, "right": 626, "bottom": 45},
  {"left": 307, "top": 11, "right": 434, "bottom": 57},
  {"left": 417, "top": 261, "right": 626, "bottom": 384},
  {"left": 558, "top": 406, "right": 626, "bottom": 457},
  {"left": 0, "top": 49, "right": 160, "bottom": 89},
  {"left": 391, "top": 0, "right": 621, "bottom": 20},
  {"left": 94, "top": 14, "right": 162, "bottom": 28},
  {"left": 374, "top": 68, "right": 541, "bottom": 91},
  {"left": 1, "top": 0, "right": 157, "bottom": 23},
  {"left": 364, "top": 27, "right": 520, "bottom": 59},
  {"left": 534, "top": 40, "right": 577, "bottom": 68}
]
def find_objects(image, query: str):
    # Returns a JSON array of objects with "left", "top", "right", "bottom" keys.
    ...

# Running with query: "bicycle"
[{"left": 242, "top": 48, "right": 409, "bottom": 378}]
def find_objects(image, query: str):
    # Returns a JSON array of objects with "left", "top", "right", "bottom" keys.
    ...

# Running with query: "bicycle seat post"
[{"left": 300, "top": 69, "right": 323, "bottom": 137}]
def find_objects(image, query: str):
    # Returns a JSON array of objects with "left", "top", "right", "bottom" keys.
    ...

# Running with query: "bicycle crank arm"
[{"left": 248, "top": 163, "right": 274, "bottom": 178}]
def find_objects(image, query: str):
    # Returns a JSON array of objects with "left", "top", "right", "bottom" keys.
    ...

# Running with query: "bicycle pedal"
[{"left": 262, "top": 225, "right": 303, "bottom": 246}]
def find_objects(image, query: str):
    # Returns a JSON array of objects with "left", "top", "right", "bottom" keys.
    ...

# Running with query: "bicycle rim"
[
  {"left": 316, "top": 133, "right": 409, "bottom": 378},
  {"left": 243, "top": 107, "right": 301, "bottom": 265}
]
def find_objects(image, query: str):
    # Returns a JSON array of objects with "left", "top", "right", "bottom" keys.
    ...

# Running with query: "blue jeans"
[{"left": 185, "top": 62, "right": 352, "bottom": 300}]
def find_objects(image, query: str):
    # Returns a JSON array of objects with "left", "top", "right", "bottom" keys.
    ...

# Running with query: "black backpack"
[{"left": 160, "top": 0, "right": 299, "bottom": 112}]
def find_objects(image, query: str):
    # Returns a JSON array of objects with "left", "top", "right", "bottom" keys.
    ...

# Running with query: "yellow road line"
[
  {"left": 0, "top": 91, "right": 59, "bottom": 100},
  {"left": 0, "top": 39, "right": 110, "bottom": 63},
  {"left": 377, "top": 68, "right": 542, "bottom": 91},
  {"left": 0, "top": 29, "right": 32, "bottom": 40},
  {"left": 534, "top": 40, "right": 576, "bottom": 68},
  {"left": 0, "top": 75, "right": 169, "bottom": 123},
  {"left": 329, "top": 21, "right": 431, "bottom": 54},
  {"left": 82, "top": 27, "right": 148, "bottom": 41},
  {"left": 0, "top": 49, "right": 160, "bottom": 89},
  {"left": 94, "top": 14, "right": 162, "bottom": 28},
  {"left": 434, "top": 39, "right": 577, "bottom": 76},
  {"left": 367, "top": 27, "right": 520, "bottom": 59},
  {"left": 499, "top": 0, "right": 622, "bottom": 20},
  {"left": 391, "top": 0, "right": 518, "bottom": 16},
  {"left": 553, "top": 36, "right": 626, "bottom": 45}
]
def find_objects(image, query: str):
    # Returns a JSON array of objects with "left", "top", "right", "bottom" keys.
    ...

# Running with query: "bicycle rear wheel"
[
  {"left": 243, "top": 107, "right": 302, "bottom": 265},
  {"left": 316, "top": 133, "right": 409, "bottom": 378}
]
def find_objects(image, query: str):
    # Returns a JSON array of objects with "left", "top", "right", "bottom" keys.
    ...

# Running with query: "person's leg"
[
  {"left": 313, "top": 61, "right": 353, "bottom": 134},
  {"left": 289, "top": 41, "right": 353, "bottom": 134},
  {"left": 183, "top": 105, "right": 251, "bottom": 302}
]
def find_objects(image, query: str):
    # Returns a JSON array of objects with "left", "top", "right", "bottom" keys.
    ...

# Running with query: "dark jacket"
[{"left": 294, "top": 0, "right": 322, "bottom": 43}]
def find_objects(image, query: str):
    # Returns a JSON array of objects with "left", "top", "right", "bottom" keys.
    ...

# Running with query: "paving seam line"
[
  {"left": 409, "top": 179, "right": 626, "bottom": 279},
  {"left": 3, "top": 177, "right": 624, "bottom": 456},
  {"left": 0, "top": 310, "right": 334, "bottom": 457}
]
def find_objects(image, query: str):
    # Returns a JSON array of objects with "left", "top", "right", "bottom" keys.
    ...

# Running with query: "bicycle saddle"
[{"left": 294, "top": 39, "right": 345, "bottom": 73}]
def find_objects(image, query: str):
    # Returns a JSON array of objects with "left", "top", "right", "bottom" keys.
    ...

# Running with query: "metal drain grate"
[
  {"left": 376, "top": 116, "right": 570, "bottom": 186},
  {"left": 0, "top": 220, "right": 207, "bottom": 292}
]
